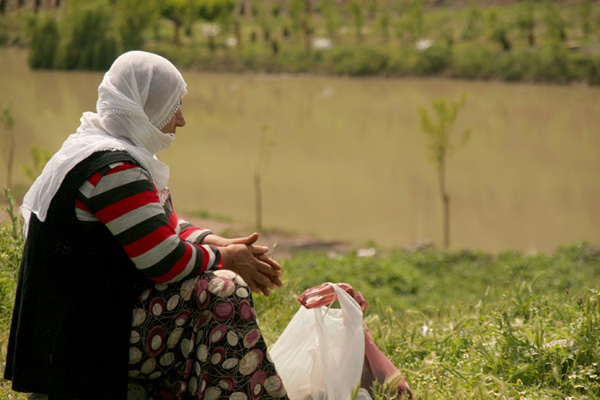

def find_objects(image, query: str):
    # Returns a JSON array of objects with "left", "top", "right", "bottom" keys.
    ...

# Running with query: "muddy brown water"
[{"left": 1, "top": 48, "right": 599, "bottom": 252}]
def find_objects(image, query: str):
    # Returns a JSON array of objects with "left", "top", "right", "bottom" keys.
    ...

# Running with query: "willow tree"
[{"left": 418, "top": 94, "right": 469, "bottom": 249}]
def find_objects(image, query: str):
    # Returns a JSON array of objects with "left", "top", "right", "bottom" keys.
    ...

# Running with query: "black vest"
[{"left": 5, "top": 151, "right": 145, "bottom": 399}]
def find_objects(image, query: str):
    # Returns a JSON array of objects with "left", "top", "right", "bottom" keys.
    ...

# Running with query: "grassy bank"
[
  {"left": 2, "top": 1, "right": 600, "bottom": 85},
  {"left": 1, "top": 193, "right": 599, "bottom": 399}
]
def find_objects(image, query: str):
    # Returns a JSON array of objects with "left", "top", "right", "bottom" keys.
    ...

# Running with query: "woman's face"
[{"left": 160, "top": 108, "right": 186, "bottom": 134}]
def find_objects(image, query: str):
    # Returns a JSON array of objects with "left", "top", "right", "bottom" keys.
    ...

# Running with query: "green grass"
[
  {"left": 255, "top": 245, "right": 600, "bottom": 399},
  {"left": 1, "top": 190, "right": 599, "bottom": 398}
]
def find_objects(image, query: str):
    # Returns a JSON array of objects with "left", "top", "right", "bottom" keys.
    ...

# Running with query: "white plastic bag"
[{"left": 270, "top": 283, "right": 365, "bottom": 400}]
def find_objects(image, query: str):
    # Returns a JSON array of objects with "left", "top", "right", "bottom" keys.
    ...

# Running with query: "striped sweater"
[{"left": 75, "top": 161, "right": 221, "bottom": 284}]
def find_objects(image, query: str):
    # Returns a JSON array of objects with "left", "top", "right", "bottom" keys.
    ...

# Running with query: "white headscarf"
[{"left": 21, "top": 51, "right": 187, "bottom": 235}]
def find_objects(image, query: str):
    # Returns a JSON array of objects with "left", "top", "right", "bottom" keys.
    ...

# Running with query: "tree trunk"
[
  {"left": 174, "top": 21, "right": 182, "bottom": 45},
  {"left": 439, "top": 160, "right": 450, "bottom": 249},
  {"left": 243, "top": 0, "right": 252, "bottom": 18},
  {"left": 254, "top": 173, "right": 262, "bottom": 231},
  {"left": 528, "top": 30, "right": 535, "bottom": 47},
  {"left": 234, "top": 20, "right": 242, "bottom": 51},
  {"left": 302, "top": 19, "right": 311, "bottom": 53}
]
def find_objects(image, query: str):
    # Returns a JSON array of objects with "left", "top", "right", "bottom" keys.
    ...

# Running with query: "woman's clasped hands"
[{"left": 204, "top": 232, "right": 283, "bottom": 296}]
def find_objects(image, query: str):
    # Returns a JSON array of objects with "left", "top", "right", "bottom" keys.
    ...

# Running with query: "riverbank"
[
  {"left": 2, "top": 204, "right": 599, "bottom": 399},
  {"left": 4, "top": 0, "right": 600, "bottom": 86}
]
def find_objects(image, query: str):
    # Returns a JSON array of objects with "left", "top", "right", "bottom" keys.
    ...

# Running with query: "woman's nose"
[{"left": 176, "top": 109, "right": 186, "bottom": 127}]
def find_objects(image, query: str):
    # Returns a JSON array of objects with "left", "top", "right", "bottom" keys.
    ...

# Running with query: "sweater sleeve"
[
  {"left": 178, "top": 218, "right": 214, "bottom": 244},
  {"left": 75, "top": 161, "right": 222, "bottom": 284}
]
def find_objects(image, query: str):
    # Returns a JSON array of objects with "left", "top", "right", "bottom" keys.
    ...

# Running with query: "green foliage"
[
  {"left": 114, "top": 0, "right": 160, "bottom": 51},
  {"left": 321, "top": 0, "right": 341, "bottom": 42},
  {"left": 1, "top": 103, "right": 16, "bottom": 189},
  {"left": 461, "top": 6, "right": 484, "bottom": 41},
  {"left": 197, "top": 0, "right": 236, "bottom": 22},
  {"left": 0, "top": 189, "right": 23, "bottom": 328},
  {"left": 515, "top": 2, "right": 536, "bottom": 46},
  {"left": 0, "top": 102, "right": 14, "bottom": 131},
  {"left": 6, "top": 0, "right": 600, "bottom": 85},
  {"left": 329, "top": 46, "right": 388, "bottom": 76},
  {"left": 449, "top": 42, "right": 498, "bottom": 80},
  {"left": 418, "top": 95, "right": 469, "bottom": 172},
  {"left": 21, "top": 145, "right": 51, "bottom": 182},
  {"left": 415, "top": 43, "right": 451, "bottom": 75},
  {"left": 54, "top": 0, "right": 118, "bottom": 70},
  {"left": 396, "top": 0, "right": 425, "bottom": 42},
  {"left": 487, "top": 10, "right": 511, "bottom": 52},
  {"left": 543, "top": 0, "right": 567, "bottom": 42},
  {"left": 348, "top": 0, "right": 364, "bottom": 43},
  {"left": 27, "top": 12, "right": 59, "bottom": 69}
]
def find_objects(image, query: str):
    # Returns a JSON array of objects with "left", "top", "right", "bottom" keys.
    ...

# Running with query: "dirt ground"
[{"left": 179, "top": 214, "right": 355, "bottom": 260}]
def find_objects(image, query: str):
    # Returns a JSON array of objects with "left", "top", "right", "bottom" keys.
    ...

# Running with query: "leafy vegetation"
[
  {"left": 256, "top": 244, "right": 600, "bottom": 399},
  {"left": 2, "top": 0, "right": 600, "bottom": 83},
  {"left": 0, "top": 190, "right": 24, "bottom": 400},
  {"left": 1, "top": 190, "right": 599, "bottom": 398}
]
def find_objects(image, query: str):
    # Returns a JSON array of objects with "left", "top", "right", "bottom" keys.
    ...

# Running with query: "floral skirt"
[{"left": 128, "top": 270, "right": 288, "bottom": 400}]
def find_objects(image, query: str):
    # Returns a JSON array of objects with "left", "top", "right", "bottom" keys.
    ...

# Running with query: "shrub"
[
  {"left": 386, "top": 47, "right": 420, "bottom": 76},
  {"left": 535, "top": 40, "right": 571, "bottom": 82},
  {"left": 114, "top": 0, "right": 160, "bottom": 51},
  {"left": 27, "top": 12, "right": 59, "bottom": 69},
  {"left": 329, "top": 46, "right": 388, "bottom": 76},
  {"left": 449, "top": 42, "right": 497, "bottom": 80},
  {"left": 415, "top": 42, "right": 451, "bottom": 75},
  {"left": 54, "top": 0, "right": 118, "bottom": 70}
]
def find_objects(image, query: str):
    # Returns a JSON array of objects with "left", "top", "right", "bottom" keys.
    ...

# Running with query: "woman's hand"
[
  {"left": 203, "top": 232, "right": 260, "bottom": 247},
  {"left": 219, "top": 243, "right": 283, "bottom": 296}
]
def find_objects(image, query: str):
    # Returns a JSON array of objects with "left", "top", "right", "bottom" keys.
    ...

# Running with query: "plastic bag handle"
[{"left": 298, "top": 282, "right": 369, "bottom": 313}]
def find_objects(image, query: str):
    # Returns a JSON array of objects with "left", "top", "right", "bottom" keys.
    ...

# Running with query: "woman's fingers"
[
  {"left": 256, "top": 254, "right": 282, "bottom": 271},
  {"left": 237, "top": 232, "right": 260, "bottom": 245},
  {"left": 248, "top": 244, "right": 269, "bottom": 256}
]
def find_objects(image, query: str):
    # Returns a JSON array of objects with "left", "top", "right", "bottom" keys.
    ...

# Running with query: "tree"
[
  {"left": 54, "top": 0, "right": 118, "bottom": 70},
  {"left": 488, "top": 10, "right": 511, "bottom": 52},
  {"left": 159, "top": 0, "right": 235, "bottom": 45},
  {"left": 418, "top": 94, "right": 470, "bottom": 249},
  {"left": 375, "top": 0, "right": 391, "bottom": 43},
  {"left": 516, "top": 2, "right": 535, "bottom": 47},
  {"left": 1, "top": 103, "right": 15, "bottom": 190},
  {"left": 290, "top": 0, "right": 312, "bottom": 53},
  {"left": 543, "top": 0, "right": 567, "bottom": 42},
  {"left": 28, "top": 12, "right": 60, "bottom": 69},
  {"left": 254, "top": 127, "right": 276, "bottom": 231},
  {"left": 348, "top": 0, "right": 364, "bottom": 43},
  {"left": 114, "top": 0, "right": 160, "bottom": 51},
  {"left": 160, "top": 0, "right": 187, "bottom": 45},
  {"left": 461, "top": 5, "right": 484, "bottom": 41},
  {"left": 321, "top": 0, "right": 340, "bottom": 43}
]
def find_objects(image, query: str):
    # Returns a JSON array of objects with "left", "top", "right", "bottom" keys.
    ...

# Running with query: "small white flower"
[
  {"left": 416, "top": 38, "right": 432, "bottom": 51},
  {"left": 312, "top": 37, "right": 332, "bottom": 50},
  {"left": 225, "top": 37, "right": 237, "bottom": 47},
  {"left": 357, "top": 248, "right": 376, "bottom": 257},
  {"left": 202, "top": 24, "right": 220, "bottom": 38}
]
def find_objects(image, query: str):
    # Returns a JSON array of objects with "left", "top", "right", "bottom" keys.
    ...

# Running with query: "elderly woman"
[{"left": 5, "top": 51, "right": 288, "bottom": 400}]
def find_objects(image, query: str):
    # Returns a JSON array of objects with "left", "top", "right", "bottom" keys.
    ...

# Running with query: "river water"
[{"left": 1, "top": 48, "right": 599, "bottom": 252}]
